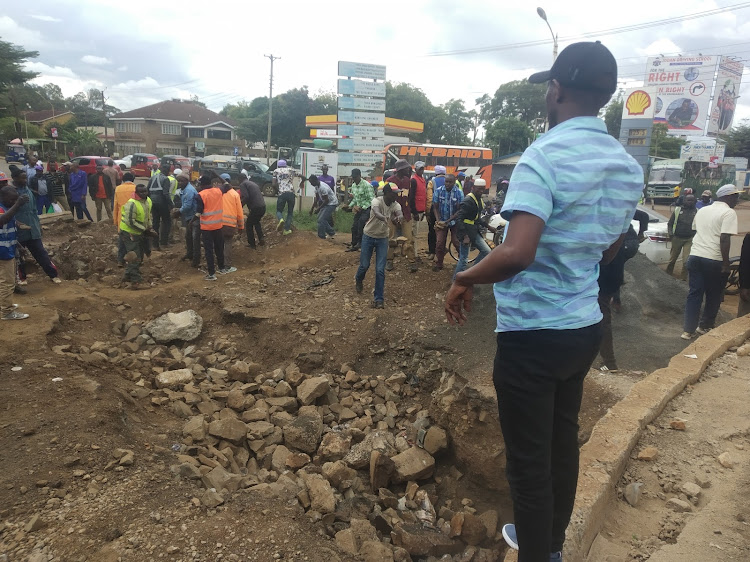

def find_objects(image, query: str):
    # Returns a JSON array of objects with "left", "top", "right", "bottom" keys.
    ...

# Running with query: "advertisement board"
[
  {"left": 299, "top": 150, "right": 338, "bottom": 197},
  {"left": 337, "top": 61, "right": 386, "bottom": 81},
  {"left": 337, "top": 79, "right": 386, "bottom": 98},
  {"left": 680, "top": 139, "right": 726, "bottom": 161},
  {"left": 620, "top": 87, "right": 657, "bottom": 120},
  {"left": 708, "top": 56, "right": 743, "bottom": 136},
  {"left": 644, "top": 56, "right": 718, "bottom": 135},
  {"left": 337, "top": 97, "right": 387, "bottom": 112},
  {"left": 337, "top": 111, "right": 385, "bottom": 126}
]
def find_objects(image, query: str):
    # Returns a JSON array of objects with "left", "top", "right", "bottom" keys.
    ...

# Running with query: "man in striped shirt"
[{"left": 445, "top": 42, "right": 643, "bottom": 562}]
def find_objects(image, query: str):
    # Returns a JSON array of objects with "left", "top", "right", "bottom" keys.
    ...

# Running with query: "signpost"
[
  {"left": 618, "top": 87, "right": 657, "bottom": 174},
  {"left": 337, "top": 61, "right": 387, "bottom": 179}
]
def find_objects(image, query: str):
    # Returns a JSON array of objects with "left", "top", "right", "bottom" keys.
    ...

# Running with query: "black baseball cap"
[{"left": 528, "top": 41, "right": 617, "bottom": 94}]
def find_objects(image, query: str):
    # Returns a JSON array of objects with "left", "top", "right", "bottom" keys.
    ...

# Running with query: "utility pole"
[
  {"left": 101, "top": 90, "right": 109, "bottom": 156},
  {"left": 264, "top": 54, "right": 280, "bottom": 165},
  {"left": 8, "top": 87, "right": 22, "bottom": 139}
]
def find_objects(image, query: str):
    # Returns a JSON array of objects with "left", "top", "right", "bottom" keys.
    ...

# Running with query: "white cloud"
[
  {"left": 81, "top": 55, "right": 110, "bottom": 65},
  {"left": 117, "top": 65, "right": 128, "bottom": 72},
  {"left": 24, "top": 61, "right": 77, "bottom": 79},
  {"left": 30, "top": 14, "right": 62, "bottom": 22}
]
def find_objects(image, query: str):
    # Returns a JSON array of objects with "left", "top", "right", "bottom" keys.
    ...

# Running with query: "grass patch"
[{"left": 292, "top": 208, "right": 355, "bottom": 234}]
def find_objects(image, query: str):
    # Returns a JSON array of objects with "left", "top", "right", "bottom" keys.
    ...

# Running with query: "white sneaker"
[
  {"left": 680, "top": 331, "right": 693, "bottom": 340},
  {"left": 695, "top": 327, "right": 711, "bottom": 335},
  {"left": 2, "top": 310, "right": 29, "bottom": 320},
  {"left": 51, "top": 277, "right": 62, "bottom": 284}
]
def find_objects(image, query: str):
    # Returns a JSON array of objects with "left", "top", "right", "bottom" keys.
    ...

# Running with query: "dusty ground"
[
  {"left": 587, "top": 350, "right": 750, "bottom": 561},
  {"left": 0, "top": 180, "right": 743, "bottom": 562}
]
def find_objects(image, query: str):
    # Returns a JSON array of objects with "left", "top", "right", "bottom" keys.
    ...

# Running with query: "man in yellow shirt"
[{"left": 114, "top": 172, "right": 136, "bottom": 267}]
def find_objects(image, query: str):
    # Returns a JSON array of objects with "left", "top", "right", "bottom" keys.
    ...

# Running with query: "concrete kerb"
[{"left": 503, "top": 315, "right": 750, "bottom": 562}]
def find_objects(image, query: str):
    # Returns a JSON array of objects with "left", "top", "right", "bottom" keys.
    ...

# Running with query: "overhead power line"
[{"left": 426, "top": 2, "right": 750, "bottom": 57}]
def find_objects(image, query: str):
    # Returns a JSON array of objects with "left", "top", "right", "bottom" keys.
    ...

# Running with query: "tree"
[
  {"left": 385, "top": 82, "right": 443, "bottom": 142},
  {"left": 485, "top": 117, "right": 533, "bottom": 156},
  {"left": 440, "top": 99, "right": 472, "bottom": 145},
  {"left": 479, "top": 80, "right": 547, "bottom": 125},
  {"left": 62, "top": 127, "right": 102, "bottom": 155},
  {"left": 189, "top": 94, "right": 207, "bottom": 108},
  {"left": 725, "top": 120, "right": 750, "bottom": 160},
  {"left": 603, "top": 95, "right": 623, "bottom": 138},
  {"left": 0, "top": 39, "right": 38, "bottom": 96},
  {"left": 650, "top": 123, "right": 685, "bottom": 159}
]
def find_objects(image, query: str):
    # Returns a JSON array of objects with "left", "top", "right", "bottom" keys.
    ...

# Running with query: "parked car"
[
  {"left": 5, "top": 144, "right": 28, "bottom": 165},
  {"left": 161, "top": 155, "right": 192, "bottom": 176},
  {"left": 70, "top": 156, "right": 110, "bottom": 175},
  {"left": 131, "top": 153, "right": 159, "bottom": 178},
  {"left": 197, "top": 157, "right": 274, "bottom": 195},
  {"left": 114, "top": 155, "right": 133, "bottom": 170},
  {"left": 631, "top": 204, "right": 672, "bottom": 265}
]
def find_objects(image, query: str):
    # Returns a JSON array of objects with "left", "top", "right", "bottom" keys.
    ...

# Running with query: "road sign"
[
  {"left": 338, "top": 165, "right": 376, "bottom": 177},
  {"left": 233, "top": 146, "right": 239, "bottom": 156},
  {"left": 50, "top": 128, "right": 58, "bottom": 138},
  {"left": 195, "top": 141, "right": 205, "bottom": 150},
  {"left": 338, "top": 152, "right": 382, "bottom": 165},
  {"left": 338, "top": 138, "right": 385, "bottom": 151},
  {"left": 337, "top": 97, "right": 386, "bottom": 112},
  {"left": 338, "top": 125, "right": 385, "bottom": 137},
  {"left": 338, "top": 111, "right": 385, "bottom": 125},
  {"left": 337, "top": 79, "right": 386, "bottom": 98},
  {"left": 338, "top": 61, "right": 386, "bottom": 81}
]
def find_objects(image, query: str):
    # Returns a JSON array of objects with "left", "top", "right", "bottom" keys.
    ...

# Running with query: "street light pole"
[
  {"left": 264, "top": 54, "right": 280, "bottom": 165},
  {"left": 536, "top": 7, "right": 558, "bottom": 62}
]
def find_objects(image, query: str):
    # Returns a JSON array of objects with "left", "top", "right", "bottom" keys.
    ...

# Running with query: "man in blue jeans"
[
  {"left": 355, "top": 183, "right": 402, "bottom": 308},
  {"left": 681, "top": 183, "right": 740, "bottom": 339},
  {"left": 274, "top": 160, "right": 296, "bottom": 235},
  {"left": 308, "top": 175, "right": 338, "bottom": 240},
  {"left": 445, "top": 42, "right": 643, "bottom": 562},
  {"left": 453, "top": 178, "right": 496, "bottom": 280}
]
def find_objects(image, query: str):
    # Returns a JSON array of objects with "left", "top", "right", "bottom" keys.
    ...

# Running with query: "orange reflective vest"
[
  {"left": 222, "top": 188, "right": 244, "bottom": 229},
  {"left": 199, "top": 187, "right": 224, "bottom": 231}
]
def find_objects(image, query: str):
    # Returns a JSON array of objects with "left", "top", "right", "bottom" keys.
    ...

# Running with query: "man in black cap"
[
  {"left": 385, "top": 159, "right": 417, "bottom": 273},
  {"left": 445, "top": 41, "right": 643, "bottom": 562}
]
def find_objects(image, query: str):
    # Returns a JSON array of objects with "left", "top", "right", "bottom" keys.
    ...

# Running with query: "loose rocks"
[{"left": 146, "top": 310, "right": 203, "bottom": 343}]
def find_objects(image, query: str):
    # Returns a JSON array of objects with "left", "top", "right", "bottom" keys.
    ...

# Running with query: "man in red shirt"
[
  {"left": 87, "top": 164, "right": 114, "bottom": 221},
  {"left": 385, "top": 159, "right": 417, "bottom": 273}
]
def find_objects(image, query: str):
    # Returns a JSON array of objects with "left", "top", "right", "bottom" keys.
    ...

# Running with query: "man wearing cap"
[
  {"left": 355, "top": 182, "right": 403, "bottom": 308},
  {"left": 456, "top": 171, "right": 466, "bottom": 193},
  {"left": 425, "top": 165, "right": 447, "bottom": 260},
  {"left": 666, "top": 193, "right": 697, "bottom": 279},
  {"left": 453, "top": 178, "right": 496, "bottom": 280},
  {"left": 681, "top": 184, "right": 740, "bottom": 340},
  {"left": 385, "top": 159, "right": 417, "bottom": 272},
  {"left": 431, "top": 173, "right": 463, "bottom": 272},
  {"left": 347, "top": 168, "right": 375, "bottom": 252},
  {"left": 495, "top": 178, "right": 509, "bottom": 209},
  {"left": 147, "top": 162, "right": 174, "bottom": 249},
  {"left": 696, "top": 189, "right": 713, "bottom": 209},
  {"left": 273, "top": 160, "right": 296, "bottom": 235},
  {"left": 444, "top": 42, "right": 642, "bottom": 562}
]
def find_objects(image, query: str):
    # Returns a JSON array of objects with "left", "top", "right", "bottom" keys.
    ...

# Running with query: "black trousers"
[
  {"left": 246, "top": 206, "right": 266, "bottom": 247},
  {"left": 201, "top": 229, "right": 224, "bottom": 275},
  {"left": 150, "top": 194, "right": 172, "bottom": 247},
  {"left": 21, "top": 238, "right": 58, "bottom": 279},
  {"left": 493, "top": 324, "right": 602, "bottom": 561},
  {"left": 185, "top": 218, "right": 202, "bottom": 267},
  {"left": 426, "top": 213, "right": 436, "bottom": 254},
  {"left": 351, "top": 207, "right": 368, "bottom": 247}
]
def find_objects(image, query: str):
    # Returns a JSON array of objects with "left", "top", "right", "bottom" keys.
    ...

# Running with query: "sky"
[{"left": 5, "top": 0, "right": 750, "bottom": 130}]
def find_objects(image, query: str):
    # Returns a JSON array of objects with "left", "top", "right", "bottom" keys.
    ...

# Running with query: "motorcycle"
[{"left": 448, "top": 198, "right": 506, "bottom": 264}]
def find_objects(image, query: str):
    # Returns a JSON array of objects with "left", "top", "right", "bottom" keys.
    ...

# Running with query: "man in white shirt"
[
  {"left": 681, "top": 183, "right": 740, "bottom": 339},
  {"left": 355, "top": 183, "right": 403, "bottom": 308}
]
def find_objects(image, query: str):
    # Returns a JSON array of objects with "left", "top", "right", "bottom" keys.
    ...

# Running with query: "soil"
[
  {"left": 586, "top": 350, "right": 750, "bottom": 561},
  {"left": 0, "top": 185, "right": 739, "bottom": 561}
]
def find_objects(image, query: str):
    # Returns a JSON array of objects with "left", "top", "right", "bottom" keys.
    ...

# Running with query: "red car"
[
  {"left": 70, "top": 156, "right": 110, "bottom": 175},
  {"left": 161, "top": 155, "right": 192, "bottom": 176}
]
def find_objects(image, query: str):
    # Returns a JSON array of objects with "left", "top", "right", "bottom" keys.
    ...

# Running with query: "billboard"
[
  {"left": 620, "top": 88, "right": 657, "bottom": 121},
  {"left": 680, "top": 139, "right": 725, "bottom": 161},
  {"left": 644, "top": 56, "right": 718, "bottom": 135},
  {"left": 708, "top": 56, "right": 743, "bottom": 136}
]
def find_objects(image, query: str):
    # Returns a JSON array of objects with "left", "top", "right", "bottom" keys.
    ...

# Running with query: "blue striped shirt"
[{"left": 494, "top": 116, "right": 643, "bottom": 332}]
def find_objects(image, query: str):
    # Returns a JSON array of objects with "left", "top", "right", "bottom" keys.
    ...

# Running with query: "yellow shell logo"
[{"left": 626, "top": 90, "right": 652, "bottom": 116}]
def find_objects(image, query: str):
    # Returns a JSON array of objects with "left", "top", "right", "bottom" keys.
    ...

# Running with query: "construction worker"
[
  {"left": 453, "top": 178, "right": 496, "bottom": 280},
  {"left": 220, "top": 173, "right": 241, "bottom": 272},
  {"left": 384, "top": 159, "right": 417, "bottom": 273},
  {"left": 114, "top": 172, "right": 136, "bottom": 267},
  {"left": 119, "top": 184, "right": 155, "bottom": 288},
  {"left": 147, "top": 162, "right": 175, "bottom": 250},
  {"left": 195, "top": 175, "right": 226, "bottom": 281}
]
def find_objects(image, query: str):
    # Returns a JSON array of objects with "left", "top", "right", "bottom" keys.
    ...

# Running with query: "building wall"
[{"left": 114, "top": 120, "right": 237, "bottom": 157}]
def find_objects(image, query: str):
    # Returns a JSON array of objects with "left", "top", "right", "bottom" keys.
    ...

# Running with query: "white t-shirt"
[
  {"left": 363, "top": 197, "right": 402, "bottom": 239},
  {"left": 690, "top": 201, "right": 738, "bottom": 261}
]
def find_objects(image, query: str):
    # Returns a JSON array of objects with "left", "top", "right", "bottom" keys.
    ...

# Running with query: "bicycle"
[{"left": 724, "top": 256, "right": 741, "bottom": 295}]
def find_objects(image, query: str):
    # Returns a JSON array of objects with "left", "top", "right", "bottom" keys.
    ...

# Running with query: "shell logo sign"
[
  {"left": 620, "top": 87, "right": 657, "bottom": 121},
  {"left": 625, "top": 90, "right": 652, "bottom": 116}
]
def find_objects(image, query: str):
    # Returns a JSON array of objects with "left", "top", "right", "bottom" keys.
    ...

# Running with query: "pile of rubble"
[{"left": 55, "top": 310, "right": 504, "bottom": 560}]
